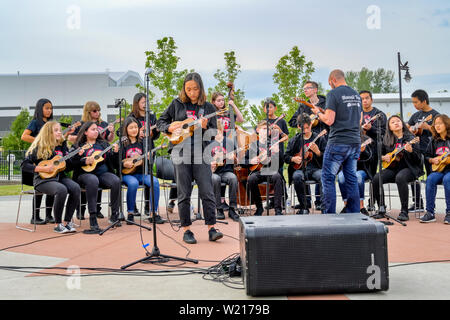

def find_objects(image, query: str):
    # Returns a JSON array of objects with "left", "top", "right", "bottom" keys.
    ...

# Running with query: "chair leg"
[{"left": 16, "top": 192, "right": 36, "bottom": 232}]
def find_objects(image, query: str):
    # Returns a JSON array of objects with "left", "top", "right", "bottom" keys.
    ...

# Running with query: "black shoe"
[
  {"left": 254, "top": 207, "right": 264, "bottom": 216},
  {"left": 314, "top": 203, "right": 321, "bottom": 211},
  {"left": 296, "top": 209, "right": 310, "bottom": 215},
  {"left": 360, "top": 208, "right": 369, "bottom": 216},
  {"left": 208, "top": 227, "right": 223, "bottom": 241},
  {"left": 340, "top": 206, "right": 347, "bottom": 214},
  {"left": 183, "top": 230, "right": 197, "bottom": 244},
  {"left": 397, "top": 211, "right": 409, "bottom": 221},
  {"left": 275, "top": 209, "right": 283, "bottom": 215},
  {"left": 216, "top": 208, "right": 225, "bottom": 220},
  {"left": 96, "top": 212, "right": 104, "bottom": 219},
  {"left": 408, "top": 201, "right": 424, "bottom": 213},
  {"left": 126, "top": 213, "right": 135, "bottom": 225},
  {"left": 148, "top": 215, "right": 165, "bottom": 224},
  {"left": 167, "top": 200, "right": 175, "bottom": 213},
  {"left": 294, "top": 204, "right": 301, "bottom": 210},
  {"left": 134, "top": 207, "right": 141, "bottom": 217},
  {"left": 45, "top": 216, "right": 55, "bottom": 224},
  {"left": 30, "top": 217, "right": 46, "bottom": 225},
  {"left": 228, "top": 207, "right": 240, "bottom": 222},
  {"left": 76, "top": 212, "right": 85, "bottom": 220},
  {"left": 83, "top": 215, "right": 102, "bottom": 234},
  {"left": 264, "top": 201, "right": 275, "bottom": 210},
  {"left": 371, "top": 213, "right": 385, "bottom": 219},
  {"left": 220, "top": 201, "right": 230, "bottom": 211},
  {"left": 109, "top": 212, "right": 122, "bottom": 227}
]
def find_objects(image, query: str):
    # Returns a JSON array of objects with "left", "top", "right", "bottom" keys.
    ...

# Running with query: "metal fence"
[{"left": 0, "top": 150, "right": 26, "bottom": 181}]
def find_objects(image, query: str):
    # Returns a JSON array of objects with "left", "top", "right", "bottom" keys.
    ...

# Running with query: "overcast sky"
[{"left": 1, "top": 0, "right": 449, "bottom": 102}]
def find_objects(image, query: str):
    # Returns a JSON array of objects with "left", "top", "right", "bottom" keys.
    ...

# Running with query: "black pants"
[
  {"left": 79, "top": 190, "right": 102, "bottom": 215},
  {"left": 372, "top": 167, "right": 416, "bottom": 212},
  {"left": 212, "top": 171, "right": 238, "bottom": 209},
  {"left": 410, "top": 162, "right": 429, "bottom": 206},
  {"left": 78, "top": 172, "right": 120, "bottom": 215},
  {"left": 292, "top": 168, "right": 322, "bottom": 210},
  {"left": 174, "top": 161, "right": 216, "bottom": 227},
  {"left": 35, "top": 177, "right": 80, "bottom": 224},
  {"left": 33, "top": 194, "right": 54, "bottom": 218},
  {"left": 247, "top": 170, "right": 284, "bottom": 210}
]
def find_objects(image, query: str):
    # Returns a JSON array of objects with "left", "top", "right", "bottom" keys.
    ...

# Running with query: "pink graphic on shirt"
[
  {"left": 126, "top": 147, "right": 142, "bottom": 158},
  {"left": 436, "top": 146, "right": 449, "bottom": 156},
  {"left": 186, "top": 110, "right": 197, "bottom": 120},
  {"left": 212, "top": 145, "right": 226, "bottom": 156}
]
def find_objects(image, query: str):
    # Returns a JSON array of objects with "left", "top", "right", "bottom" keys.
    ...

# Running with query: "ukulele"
[
  {"left": 164, "top": 109, "right": 227, "bottom": 145},
  {"left": 249, "top": 135, "right": 289, "bottom": 172},
  {"left": 81, "top": 137, "right": 127, "bottom": 172},
  {"left": 122, "top": 139, "right": 169, "bottom": 175},
  {"left": 38, "top": 143, "right": 92, "bottom": 179},
  {"left": 382, "top": 137, "right": 420, "bottom": 169},
  {"left": 293, "top": 98, "right": 326, "bottom": 114},
  {"left": 363, "top": 113, "right": 382, "bottom": 127},
  {"left": 292, "top": 129, "right": 327, "bottom": 170},
  {"left": 62, "top": 121, "right": 82, "bottom": 135},
  {"left": 432, "top": 151, "right": 450, "bottom": 173},
  {"left": 212, "top": 145, "right": 248, "bottom": 173},
  {"left": 360, "top": 137, "right": 373, "bottom": 152},
  {"left": 410, "top": 114, "right": 433, "bottom": 136},
  {"left": 99, "top": 118, "right": 124, "bottom": 135}
]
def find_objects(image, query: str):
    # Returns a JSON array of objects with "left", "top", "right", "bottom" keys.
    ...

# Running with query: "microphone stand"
[
  {"left": 264, "top": 100, "right": 271, "bottom": 216},
  {"left": 100, "top": 98, "right": 152, "bottom": 236},
  {"left": 372, "top": 117, "right": 405, "bottom": 226},
  {"left": 121, "top": 71, "right": 198, "bottom": 269}
]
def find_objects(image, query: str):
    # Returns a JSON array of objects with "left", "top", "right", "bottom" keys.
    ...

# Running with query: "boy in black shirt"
[
  {"left": 407, "top": 89, "right": 440, "bottom": 211},
  {"left": 284, "top": 114, "right": 326, "bottom": 214}
]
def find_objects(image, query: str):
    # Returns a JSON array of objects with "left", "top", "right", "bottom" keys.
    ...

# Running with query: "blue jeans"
[
  {"left": 322, "top": 143, "right": 360, "bottom": 214},
  {"left": 338, "top": 170, "right": 368, "bottom": 202},
  {"left": 122, "top": 174, "right": 160, "bottom": 214},
  {"left": 425, "top": 171, "right": 450, "bottom": 215}
]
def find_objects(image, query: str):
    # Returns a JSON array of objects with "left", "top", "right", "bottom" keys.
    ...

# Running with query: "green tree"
[
  {"left": 1, "top": 109, "right": 32, "bottom": 151},
  {"left": 345, "top": 67, "right": 397, "bottom": 93},
  {"left": 247, "top": 46, "right": 315, "bottom": 135},
  {"left": 138, "top": 37, "right": 192, "bottom": 116},
  {"left": 207, "top": 51, "right": 249, "bottom": 121}
]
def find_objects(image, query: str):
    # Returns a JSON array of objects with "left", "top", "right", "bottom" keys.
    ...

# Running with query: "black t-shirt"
[
  {"left": 326, "top": 86, "right": 362, "bottom": 145},
  {"left": 210, "top": 138, "right": 235, "bottom": 175},
  {"left": 407, "top": 108, "right": 440, "bottom": 153},
  {"left": 362, "top": 107, "right": 387, "bottom": 142},
  {"left": 426, "top": 138, "right": 450, "bottom": 174},
  {"left": 217, "top": 109, "right": 237, "bottom": 133},
  {"left": 122, "top": 140, "right": 145, "bottom": 175},
  {"left": 26, "top": 119, "right": 45, "bottom": 137}
]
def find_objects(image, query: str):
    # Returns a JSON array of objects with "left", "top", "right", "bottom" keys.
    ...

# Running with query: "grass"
[{"left": 0, "top": 184, "right": 33, "bottom": 196}]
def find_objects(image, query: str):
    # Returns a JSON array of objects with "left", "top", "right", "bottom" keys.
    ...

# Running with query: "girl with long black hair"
[{"left": 71, "top": 121, "right": 121, "bottom": 234}]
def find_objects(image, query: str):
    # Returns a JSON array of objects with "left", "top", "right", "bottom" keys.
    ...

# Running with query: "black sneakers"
[
  {"left": 30, "top": 217, "right": 46, "bottom": 225},
  {"left": 296, "top": 208, "right": 310, "bottom": 215},
  {"left": 208, "top": 227, "right": 223, "bottom": 241},
  {"left": 183, "top": 230, "right": 197, "bottom": 244},
  {"left": 275, "top": 209, "right": 283, "bottom": 216},
  {"left": 254, "top": 207, "right": 264, "bottom": 216},
  {"left": 45, "top": 216, "right": 55, "bottom": 224},
  {"left": 228, "top": 207, "right": 240, "bottom": 222},
  {"left": 420, "top": 212, "right": 436, "bottom": 223},
  {"left": 216, "top": 208, "right": 225, "bottom": 220},
  {"left": 109, "top": 212, "right": 122, "bottom": 227},
  {"left": 148, "top": 215, "right": 165, "bottom": 224},
  {"left": 96, "top": 212, "right": 105, "bottom": 219},
  {"left": 445, "top": 214, "right": 450, "bottom": 224},
  {"left": 397, "top": 211, "right": 409, "bottom": 221},
  {"left": 83, "top": 215, "right": 102, "bottom": 234},
  {"left": 126, "top": 213, "right": 135, "bottom": 225},
  {"left": 360, "top": 208, "right": 369, "bottom": 216},
  {"left": 167, "top": 200, "right": 176, "bottom": 213}
]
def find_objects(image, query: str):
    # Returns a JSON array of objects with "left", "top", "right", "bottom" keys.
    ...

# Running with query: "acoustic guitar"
[
  {"left": 360, "top": 137, "right": 373, "bottom": 152},
  {"left": 382, "top": 137, "right": 420, "bottom": 169},
  {"left": 292, "top": 129, "right": 327, "bottom": 170},
  {"left": 164, "top": 109, "right": 227, "bottom": 145},
  {"left": 432, "top": 151, "right": 450, "bottom": 173},
  {"left": 81, "top": 137, "right": 127, "bottom": 172},
  {"left": 293, "top": 97, "right": 326, "bottom": 114},
  {"left": 122, "top": 139, "right": 169, "bottom": 175},
  {"left": 38, "top": 143, "right": 92, "bottom": 179}
]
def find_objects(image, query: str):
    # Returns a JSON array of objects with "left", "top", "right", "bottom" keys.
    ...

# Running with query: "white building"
[{"left": 0, "top": 71, "right": 150, "bottom": 137}]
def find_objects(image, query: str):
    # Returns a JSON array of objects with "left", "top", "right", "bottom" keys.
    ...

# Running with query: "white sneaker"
[
  {"left": 54, "top": 223, "right": 70, "bottom": 234},
  {"left": 66, "top": 222, "right": 77, "bottom": 233}
]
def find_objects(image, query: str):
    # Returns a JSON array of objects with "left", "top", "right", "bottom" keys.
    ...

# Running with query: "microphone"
[
  {"left": 114, "top": 98, "right": 125, "bottom": 108},
  {"left": 145, "top": 68, "right": 153, "bottom": 75}
]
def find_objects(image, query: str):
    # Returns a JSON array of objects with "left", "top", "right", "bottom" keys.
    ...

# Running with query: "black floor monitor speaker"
[{"left": 239, "top": 213, "right": 389, "bottom": 296}]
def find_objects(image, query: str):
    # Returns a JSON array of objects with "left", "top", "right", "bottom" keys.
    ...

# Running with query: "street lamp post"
[{"left": 397, "top": 52, "right": 412, "bottom": 120}]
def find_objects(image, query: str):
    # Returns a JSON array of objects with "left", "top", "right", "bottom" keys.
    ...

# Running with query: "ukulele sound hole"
[{"left": 182, "top": 123, "right": 189, "bottom": 129}]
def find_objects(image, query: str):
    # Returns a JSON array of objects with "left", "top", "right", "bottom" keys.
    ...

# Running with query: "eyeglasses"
[
  {"left": 303, "top": 87, "right": 314, "bottom": 91},
  {"left": 91, "top": 110, "right": 100, "bottom": 113}
]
